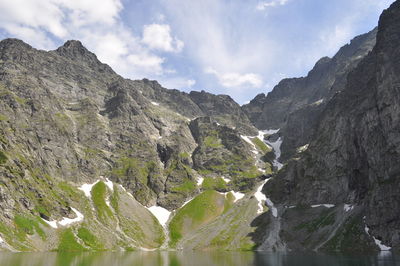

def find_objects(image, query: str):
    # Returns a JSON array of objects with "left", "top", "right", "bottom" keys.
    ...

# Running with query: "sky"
[{"left": 0, "top": 0, "right": 395, "bottom": 104}]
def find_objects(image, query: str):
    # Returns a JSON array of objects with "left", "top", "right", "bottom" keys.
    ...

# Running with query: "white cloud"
[
  {"left": 127, "top": 54, "right": 165, "bottom": 75},
  {"left": 205, "top": 67, "right": 263, "bottom": 88},
  {"left": 58, "top": 0, "right": 122, "bottom": 26},
  {"left": 142, "top": 24, "right": 184, "bottom": 53},
  {"left": 159, "top": 77, "right": 196, "bottom": 90},
  {"left": 256, "top": 0, "right": 289, "bottom": 10},
  {"left": 187, "top": 79, "right": 196, "bottom": 87},
  {"left": 1, "top": 23, "right": 55, "bottom": 49}
]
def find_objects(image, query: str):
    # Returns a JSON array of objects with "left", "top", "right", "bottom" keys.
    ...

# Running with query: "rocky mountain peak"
[
  {"left": 0, "top": 38, "right": 34, "bottom": 61},
  {"left": 314, "top": 56, "right": 331, "bottom": 67},
  {"left": 59, "top": 39, "right": 85, "bottom": 51},
  {"left": 56, "top": 40, "right": 89, "bottom": 55},
  {"left": 0, "top": 38, "right": 32, "bottom": 50},
  {"left": 55, "top": 40, "right": 114, "bottom": 74}
]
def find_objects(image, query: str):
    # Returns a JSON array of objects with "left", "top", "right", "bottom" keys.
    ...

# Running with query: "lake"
[{"left": 0, "top": 251, "right": 398, "bottom": 266}]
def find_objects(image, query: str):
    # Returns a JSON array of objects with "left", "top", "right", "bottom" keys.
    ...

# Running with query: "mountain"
[
  {"left": 0, "top": 0, "right": 399, "bottom": 253},
  {"left": 242, "top": 27, "right": 377, "bottom": 160},
  {"left": 0, "top": 36, "right": 274, "bottom": 251},
  {"left": 260, "top": 0, "right": 400, "bottom": 252}
]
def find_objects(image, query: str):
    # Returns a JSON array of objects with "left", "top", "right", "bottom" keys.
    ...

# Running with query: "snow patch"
[
  {"left": 311, "top": 204, "right": 335, "bottom": 208},
  {"left": 151, "top": 101, "right": 160, "bottom": 106},
  {"left": 364, "top": 218, "right": 391, "bottom": 251},
  {"left": 79, "top": 178, "right": 114, "bottom": 198},
  {"left": 256, "top": 131, "right": 266, "bottom": 141},
  {"left": 0, "top": 236, "right": 3, "bottom": 244},
  {"left": 147, "top": 206, "right": 171, "bottom": 227},
  {"left": 364, "top": 222, "right": 370, "bottom": 235},
  {"left": 105, "top": 199, "right": 111, "bottom": 207},
  {"left": 119, "top": 184, "right": 126, "bottom": 192},
  {"left": 78, "top": 180, "right": 100, "bottom": 197},
  {"left": 262, "top": 129, "right": 280, "bottom": 135},
  {"left": 197, "top": 177, "right": 204, "bottom": 186},
  {"left": 221, "top": 176, "right": 231, "bottom": 183},
  {"left": 344, "top": 204, "right": 354, "bottom": 212},
  {"left": 181, "top": 197, "right": 194, "bottom": 208},
  {"left": 374, "top": 238, "right": 391, "bottom": 251},
  {"left": 255, "top": 179, "right": 277, "bottom": 216},
  {"left": 44, "top": 207, "right": 84, "bottom": 228},
  {"left": 58, "top": 207, "right": 84, "bottom": 226},
  {"left": 265, "top": 137, "right": 283, "bottom": 170},
  {"left": 42, "top": 219, "right": 58, "bottom": 229},
  {"left": 104, "top": 178, "right": 114, "bottom": 191},
  {"left": 230, "top": 191, "right": 245, "bottom": 202},
  {"left": 312, "top": 99, "right": 324, "bottom": 106},
  {"left": 240, "top": 135, "right": 259, "bottom": 155},
  {"left": 297, "top": 144, "right": 309, "bottom": 153},
  {"left": 265, "top": 198, "right": 278, "bottom": 217}
]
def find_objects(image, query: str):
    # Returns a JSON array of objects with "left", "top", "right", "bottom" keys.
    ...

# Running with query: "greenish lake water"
[{"left": 0, "top": 251, "right": 398, "bottom": 266}]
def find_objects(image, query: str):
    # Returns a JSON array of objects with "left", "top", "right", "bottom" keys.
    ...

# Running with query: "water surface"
[{"left": 0, "top": 251, "right": 398, "bottom": 266}]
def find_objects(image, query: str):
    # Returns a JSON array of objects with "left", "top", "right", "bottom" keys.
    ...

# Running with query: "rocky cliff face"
[
  {"left": 262, "top": 0, "right": 400, "bottom": 252},
  {"left": 243, "top": 28, "right": 377, "bottom": 160},
  {"left": 0, "top": 37, "right": 273, "bottom": 251}
]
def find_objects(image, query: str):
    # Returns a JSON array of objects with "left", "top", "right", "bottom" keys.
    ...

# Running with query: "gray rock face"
[
  {"left": 189, "top": 90, "right": 258, "bottom": 135},
  {"left": 263, "top": 0, "right": 400, "bottom": 251},
  {"left": 243, "top": 28, "right": 377, "bottom": 159},
  {"left": 0, "top": 36, "right": 262, "bottom": 217}
]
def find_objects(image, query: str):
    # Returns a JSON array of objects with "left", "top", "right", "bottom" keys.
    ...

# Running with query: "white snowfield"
[
  {"left": 262, "top": 129, "right": 280, "bottom": 135},
  {"left": 254, "top": 179, "right": 277, "bottom": 216},
  {"left": 151, "top": 101, "right": 160, "bottom": 106},
  {"left": 58, "top": 207, "right": 84, "bottom": 226},
  {"left": 344, "top": 204, "right": 354, "bottom": 212},
  {"left": 312, "top": 99, "right": 324, "bottom": 106},
  {"left": 104, "top": 178, "right": 114, "bottom": 191},
  {"left": 265, "top": 198, "right": 278, "bottom": 217},
  {"left": 229, "top": 191, "right": 245, "bottom": 202},
  {"left": 79, "top": 177, "right": 114, "bottom": 197},
  {"left": 261, "top": 129, "right": 284, "bottom": 170},
  {"left": 256, "top": 130, "right": 266, "bottom": 141},
  {"left": 147, "top": 206, "right": 171, "bottom": 227},
  {"left": 42, "top": 207, "right": 84, "bottom": 229},
  {"left": 219, "top": 191, "right": 245, "bottom": 203},
  {"left": 221, "top": 176, "right": 231, "bottom": 183},
  {"left": 50, "top": 177, "right": 117, "bottom": 229},
  {"left": 240, "top": 135, "right": 259, "bottom": 154},
  {"left": 364, "top": 220, "right": 391, "bottom": 251},
  {"left": 297, "top": 144, "right": 309, "bottom": 153},
  {"left": 78, "top": 181, "right": 99, "bottom": 197},
  {"left": 148, "top": 190, "right": 246, "bottom": 228},
  {"left": 197, "top": 177, "right": 204, "bottom": 186},
  {"left": 42, "top": 219, "right": 58, "bottom": 229}
]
